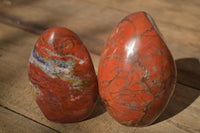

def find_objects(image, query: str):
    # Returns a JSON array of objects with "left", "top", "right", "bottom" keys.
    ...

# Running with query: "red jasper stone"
[
  {"left": 98, "top": 12, "right": 177, "bottom": 126},
  {"left": 28, "top": 27, "right": 98, "bottom": 123}
]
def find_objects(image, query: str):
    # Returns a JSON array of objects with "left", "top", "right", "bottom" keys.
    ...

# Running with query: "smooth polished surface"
[
  {"left": 98, "top": 12, "right": 177, "bottom": 126},
  {"left": 28, "top": 27, "right": 98, "bottom": 123}
]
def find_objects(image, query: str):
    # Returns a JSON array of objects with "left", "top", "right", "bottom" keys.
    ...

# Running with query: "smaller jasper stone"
[
  {"left": 28, "top": 27, "right": 98, "bottom": 123},
  {"left": 98, "top": 12, "right": 177, "bottom": 126}
]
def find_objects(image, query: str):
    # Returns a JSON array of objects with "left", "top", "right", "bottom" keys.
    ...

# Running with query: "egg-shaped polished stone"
[
  {"left": 28, "top": 27, "right": 98, "bottom": 123},
  {"left": 98, "top": 12, "right": 177, "bottom": 126}
]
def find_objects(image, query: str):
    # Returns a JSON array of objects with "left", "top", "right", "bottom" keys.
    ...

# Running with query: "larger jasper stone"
[
  {"left": 28, "top": 27, "right": 98, "bottom": 123},
  {"left": 98, "top": 12, "right": 177, "bottom": 126}
]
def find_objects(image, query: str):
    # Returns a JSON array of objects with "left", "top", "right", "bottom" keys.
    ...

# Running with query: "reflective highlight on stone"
[
  {"left": 98, "top": 12, "right": 177, "bottom": 126},
  {"left": 28, "top": 27, "right": 98, "bottom": 123}
]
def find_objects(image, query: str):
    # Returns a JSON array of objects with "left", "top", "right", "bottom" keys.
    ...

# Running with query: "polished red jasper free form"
[
  {"left": 28, "top": 27, "right": 98, "bottom": 123},
  {"left": 98, "top": 12, "right": 177, "bottom": 126}
]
